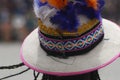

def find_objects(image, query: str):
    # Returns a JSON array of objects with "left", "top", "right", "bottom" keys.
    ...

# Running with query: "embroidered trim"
[
  {"left": 39, "top": 23, "right": 104, "bottom": 53},
  {"left": 38, "top": 19, "right": 99, "bottom": 36},
  {"left": 40, "top": 34, "right": 104, "bottom": 58}
]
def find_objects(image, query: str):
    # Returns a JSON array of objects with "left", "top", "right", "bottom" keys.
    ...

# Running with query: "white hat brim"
[{"left": 20, "top": 19, "right": 120, "bottom": 76}]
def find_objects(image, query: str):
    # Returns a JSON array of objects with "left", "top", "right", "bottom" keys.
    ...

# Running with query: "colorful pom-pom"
[
  {"left": 40, "top": 0, "right": 68, "bottom": 9},
  {"left": 85, "top": 0, "right": 98, "bottom": 10}
]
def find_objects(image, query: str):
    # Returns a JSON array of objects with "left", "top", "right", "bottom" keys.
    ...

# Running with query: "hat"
[{"left": 20, "top": 0, "right": 120, "bottom": 76}]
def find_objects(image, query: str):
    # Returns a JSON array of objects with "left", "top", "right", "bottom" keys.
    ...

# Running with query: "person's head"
[{"left": 42, "top": 70, "right": 100, "bottom": 80}]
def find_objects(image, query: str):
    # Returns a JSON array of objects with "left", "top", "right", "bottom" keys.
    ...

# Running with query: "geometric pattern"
[{"left": 39, "top": 23, "right": 104, "bottom": 52}]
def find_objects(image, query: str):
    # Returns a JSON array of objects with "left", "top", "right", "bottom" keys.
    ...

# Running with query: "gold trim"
[{"left": 38, "top": 19, "right": 99, "bottom": 36}]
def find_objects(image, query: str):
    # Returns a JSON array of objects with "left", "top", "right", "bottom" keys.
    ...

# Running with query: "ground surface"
[{"left": 0, "top": 42, "right": 120, "bottom": 80}]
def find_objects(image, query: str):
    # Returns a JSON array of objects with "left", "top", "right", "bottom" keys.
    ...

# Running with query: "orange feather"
[
  {"left": 48, "top": 0, "right": 68, "bottom": 9},
  {"left": 86, "top": 0, "right": 98, "bottom": 10},
  {"left": 40, "top": 0, "right": 46, "bottom": 3},
  {"left": 40, "top": 0, "right": 68, "bottom": 9}
]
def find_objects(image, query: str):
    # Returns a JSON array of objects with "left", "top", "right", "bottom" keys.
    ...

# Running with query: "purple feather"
[{"left": 50, "top": 2, "right": 79, "bottom": 31}]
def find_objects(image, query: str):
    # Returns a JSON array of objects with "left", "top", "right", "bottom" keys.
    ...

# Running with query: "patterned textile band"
[{"left": 39, "top": 23, "right": 104, "bottom": 58}]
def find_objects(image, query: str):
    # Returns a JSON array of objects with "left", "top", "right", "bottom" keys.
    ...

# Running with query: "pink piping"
[{"left": 20, "top": 46, "right": 120, "bottom": 76}]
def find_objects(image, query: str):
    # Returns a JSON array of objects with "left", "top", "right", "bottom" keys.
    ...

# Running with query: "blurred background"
[
  {"left": 0, "top": 0, "right": 120, "bottom": 80},
  {"left": 0, "top": 0, "right": 120, "bottom": 42},
  {"left": 0, "top": 0, "right": 37, "bottom": 42}
]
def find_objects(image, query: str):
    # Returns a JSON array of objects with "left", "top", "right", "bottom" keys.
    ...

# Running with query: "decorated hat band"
[{"left": 38, "top": 23, "right": 104, "bottom": 58}]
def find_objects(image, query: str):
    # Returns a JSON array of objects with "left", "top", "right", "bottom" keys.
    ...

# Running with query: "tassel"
[{"left": 85, "top": 0, "right": 98, "bottom": 10}]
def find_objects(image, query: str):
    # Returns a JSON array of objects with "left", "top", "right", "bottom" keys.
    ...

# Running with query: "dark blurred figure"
[
  {"left": 0, "top": 0, "right": 12, "bottom": 41},
  {"left": 102, "top": 0, "right": 120, "bottom": 25},
  {"left": 0, "top": 0, "right": 37, "bottom": 42}
]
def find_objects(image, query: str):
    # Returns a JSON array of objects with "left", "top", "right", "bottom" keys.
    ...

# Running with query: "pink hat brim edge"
[{"left": 20, "top": 46, "right": 120, "bottom": 76}]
